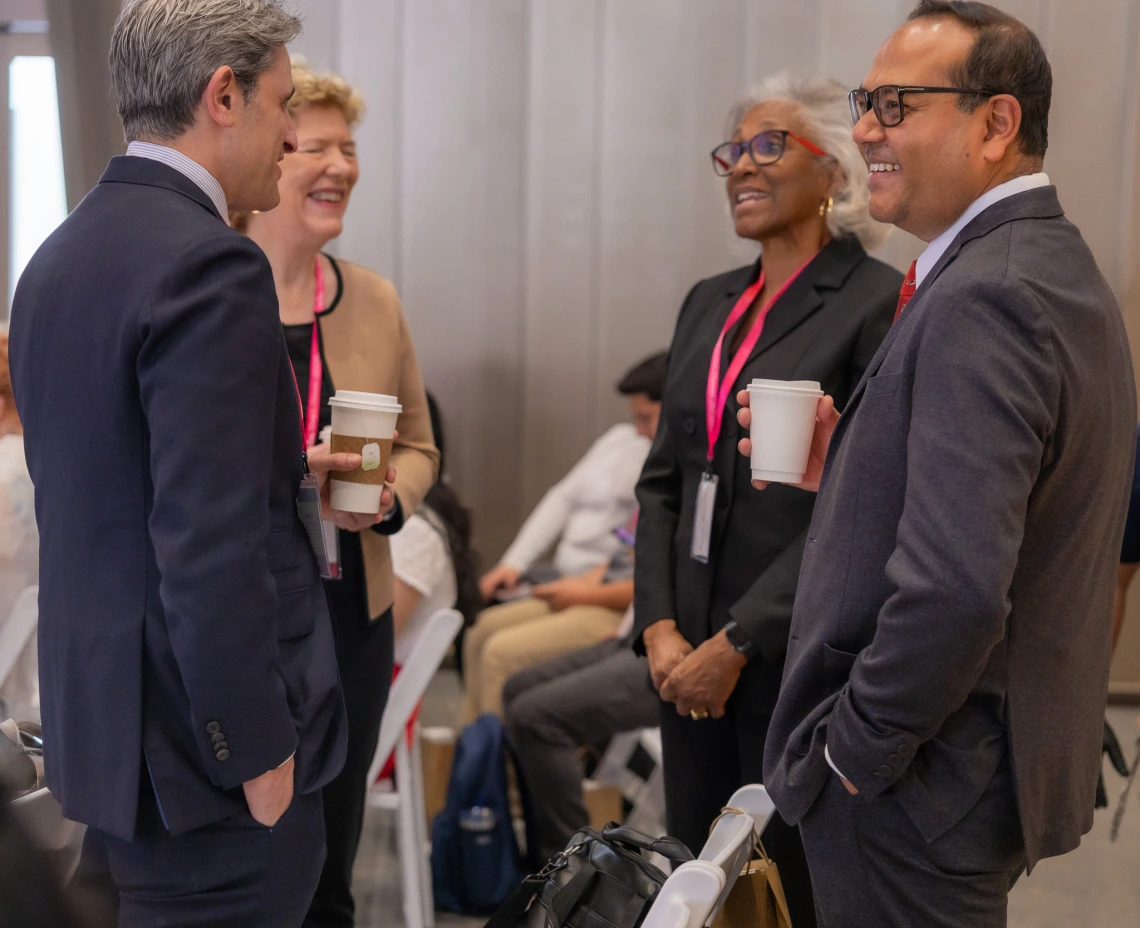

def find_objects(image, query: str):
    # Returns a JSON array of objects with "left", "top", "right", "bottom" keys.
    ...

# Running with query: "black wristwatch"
[{"left": 722, "top": 621, "right": 756, "bottom": 660}]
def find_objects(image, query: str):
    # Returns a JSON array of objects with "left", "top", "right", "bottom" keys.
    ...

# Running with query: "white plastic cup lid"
[
  {"left": 328, "top": 390, "right": 402, "bottom": 412},
  {"left": 748, "top": 379, "right": 822, "bottom": 394}
]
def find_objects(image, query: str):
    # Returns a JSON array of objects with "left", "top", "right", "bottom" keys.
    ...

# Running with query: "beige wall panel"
[
  {"left": 740, "top": 0, "right": 821, "bottom": 80},
  {"left": 397, "top": 0, "right": 529, "bottom": 559},
  {"left": 594, "top": 0, "right": 743, "bottom": 428},
  {"left": 1043, "top": 0, "right": 1133, "bottom": 294},
  {"left": 290, "top": 0, "right": 340, "bottom": 71},
  {"left": 520, "top": 0, "right": 603, "bottom": 515},
  {"left": 336, "top": 1, "right": 402, "bottom": 276}
]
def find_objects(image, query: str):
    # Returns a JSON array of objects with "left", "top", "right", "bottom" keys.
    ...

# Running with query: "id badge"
[
  {"left": 296, "top": 473, "right": 336, "bottom": 579},
  {"left": 690, "top": 471, "right": 718, "bottom": 563}
]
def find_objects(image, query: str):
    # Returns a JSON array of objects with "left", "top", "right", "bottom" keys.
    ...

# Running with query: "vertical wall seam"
[
  {"left": 516, "top": 0, "right": 533, "bottom": 520},
  {"left": 587, "top": 0, "right": 605, "bottom": 437},
  {"left": 1115, "top": 0, "right": 1140, "bottom": 296},
  {"left": 394, "top": 0, "right": 405, "bottom": 292}
]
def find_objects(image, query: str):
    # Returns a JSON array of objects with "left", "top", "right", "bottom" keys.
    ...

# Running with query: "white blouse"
[
  {"left": 0, "top": 434, "right": 38, "bottom": 720},
  {"left": 390, "top": 509, "right": 458, "bottom": 666}
]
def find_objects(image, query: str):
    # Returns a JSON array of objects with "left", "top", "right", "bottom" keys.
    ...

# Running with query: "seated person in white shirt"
[
  {"left": 463, "top": 354, "right": 666, "bottom": 722},
  {"left": 0, "top": 334, "right": 38, "bottom": 722},
  {"left": 375, "top": 393, "right": 481, "bottom": 781}
]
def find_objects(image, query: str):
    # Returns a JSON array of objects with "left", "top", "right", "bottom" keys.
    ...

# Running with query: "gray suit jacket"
[{"left": 763, "top": 186, "right": 1136, "bottom": 870}]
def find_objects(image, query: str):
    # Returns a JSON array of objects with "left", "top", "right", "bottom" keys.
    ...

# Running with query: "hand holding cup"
[{"left": 736, "top": 387, "right": 839, "bottom": 492}]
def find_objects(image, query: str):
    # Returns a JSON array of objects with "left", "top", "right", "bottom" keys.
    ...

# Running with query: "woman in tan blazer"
[{"left": 238, "top": 62, "right": 439, "bottom": 928}]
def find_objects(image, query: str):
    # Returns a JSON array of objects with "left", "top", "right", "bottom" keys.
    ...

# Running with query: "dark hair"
[
  {"left": 908, "top": 0, "right": 1051, "bottom": 159},
  {"left": 617, "top": 352, "right": 668, "bottom": 402},
  {"left": 423, "top": 392, "right": 483, "bottom": 626}
]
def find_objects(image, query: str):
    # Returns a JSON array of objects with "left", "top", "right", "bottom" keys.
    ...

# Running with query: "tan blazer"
[{"left": 320, "top": 257, "right": 440, "bottom": 618}]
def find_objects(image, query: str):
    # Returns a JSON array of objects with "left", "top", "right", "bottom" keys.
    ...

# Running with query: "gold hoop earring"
[{"left": 818, "top": 196, "right": 834, "bottom": 218}]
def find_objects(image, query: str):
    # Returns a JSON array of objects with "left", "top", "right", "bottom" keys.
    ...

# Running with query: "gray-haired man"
[{"left": 8, "top": 1, "right": 370, "bottom": 924}]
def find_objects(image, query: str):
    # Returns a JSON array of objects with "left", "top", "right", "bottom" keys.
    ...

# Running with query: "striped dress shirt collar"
[{"left": 125, "top": 141, "right": 230, "bottom": 225}]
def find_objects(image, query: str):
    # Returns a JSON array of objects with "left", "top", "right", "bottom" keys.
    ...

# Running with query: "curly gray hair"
[
  {"left": 726, "top": 73, "right": 890, "bottom": 250},
  {"left": 110, "top": 0, "right": 302, "bottom": 142}
]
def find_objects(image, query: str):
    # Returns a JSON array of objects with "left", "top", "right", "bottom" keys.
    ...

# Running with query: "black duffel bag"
[{"left": 485, "top": 823, "right": 694, "bottom": 928}]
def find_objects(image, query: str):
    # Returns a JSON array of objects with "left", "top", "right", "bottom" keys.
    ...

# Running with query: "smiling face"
[
  {"left": 227, "top": 46, "right": 298, "bottom": 213},
  {"left": 725, "top": 99, "right": 834, "bottom": 244},
  {"left": 854, "top": 17, "right": 1000, "bottom": 242},
  {"left": 275, "top": 103, "right": 359, "bottom": 246}
]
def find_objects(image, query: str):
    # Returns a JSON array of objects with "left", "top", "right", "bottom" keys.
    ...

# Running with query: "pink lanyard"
[
  {"left": 302, "top": 258, "right": 326, "bottom": 449},
  {"left": 704, "top": 253, "right": 818, "bottom": 461}
]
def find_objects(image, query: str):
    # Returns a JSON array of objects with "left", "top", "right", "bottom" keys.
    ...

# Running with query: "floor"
[{"left": 351, "top": 673, "right": 1140, "bottom": 928}]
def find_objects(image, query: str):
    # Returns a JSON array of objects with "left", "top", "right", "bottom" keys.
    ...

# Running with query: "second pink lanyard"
[
  {"left": 302, "top": 257, "right": 327, "bottom": 449},
  {"left": 704, "top": 252, "right": 818, "bottom": 461}
]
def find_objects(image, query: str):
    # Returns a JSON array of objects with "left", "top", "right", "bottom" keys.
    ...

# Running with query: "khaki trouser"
[{"left": 461, "top": 598, "right": 623, "bottom": 722}]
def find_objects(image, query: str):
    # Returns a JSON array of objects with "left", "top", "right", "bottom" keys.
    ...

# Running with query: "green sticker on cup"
[{"left": 361, "top": 443, "right": 381, "bottom": 471}]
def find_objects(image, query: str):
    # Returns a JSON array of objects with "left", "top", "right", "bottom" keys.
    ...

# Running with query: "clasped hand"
[
  {"left": 307, "top": 439, "right": 398, "bottom": 532},
  {"left": 644, "top": 621, "right": 745, "bottom": 719}
]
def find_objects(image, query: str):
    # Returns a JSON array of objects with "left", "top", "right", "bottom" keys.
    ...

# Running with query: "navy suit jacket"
[
  {"left": 764, "top": 187, "right": 1136, "bottom": 870},
  {"left": 9, "top": 157, "right": 347, "bottom": 840}
]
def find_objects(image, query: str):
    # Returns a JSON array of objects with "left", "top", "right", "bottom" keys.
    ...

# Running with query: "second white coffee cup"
[
  {"left": 328, "top": 391, "right": 402, "bottom": 513},
  {"left": 746, "top": 378, "right": 823, "bottom": 484}
]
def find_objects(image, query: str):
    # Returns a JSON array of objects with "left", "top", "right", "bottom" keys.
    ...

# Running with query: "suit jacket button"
[
  {"left": 897, "top": 744, "right": 913, "bottom": 758},
  {"left": 216, "top": 748, "right": 230, "bottom": 762},
  {"left": 214, "top": 741, "right": 228, "bottom": 752},
  {"left": 876, "top": 764, "right": 892, "bottom": 778},
  {"left": 211, "top": 732, "right": 226, "bottom": 744},
  {"left": 888, "top": 753, "right": 901, "bottom": 766},
  {"left": 682, "top": 417, "right": 696, "bottom": 435},
  {"left": 206, "top": 721, "right": 221, "bottom": 735}
]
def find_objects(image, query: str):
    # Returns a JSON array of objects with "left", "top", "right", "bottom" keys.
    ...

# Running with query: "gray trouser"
[
  {"left": 502, "top": 638, "right": 659, "bottom": 862},
  {"left": 799, "top": 765, "right": 1026, "bottom": 928}
]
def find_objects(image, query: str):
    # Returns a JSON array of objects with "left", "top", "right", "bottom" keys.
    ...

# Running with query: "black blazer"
[
  {"left": 633, "top": 236, "right": 901, "bottom": 673},
  {"left": 9, "top": 157, "right": 346, "bottom": 840}
]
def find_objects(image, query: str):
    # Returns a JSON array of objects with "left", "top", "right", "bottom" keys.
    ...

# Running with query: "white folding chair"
[
  {"left": 640, "top": 860, "right": 726, "bottom": 928},
  {"left": 0, "top": 586, "right": 38, "bottom": 694},
  {"left": 365, "top": 608, "right": 462, "bottom": 928},
  {"left": 592, "top": 726, "right": 666, "bottom": 837},
  {"left": 696, "top": 803, "right": 757, "bottom": 917}
]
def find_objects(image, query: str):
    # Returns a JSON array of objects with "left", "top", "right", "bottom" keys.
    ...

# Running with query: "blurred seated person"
[
  {"left": 0, "top": 333, "right": 38, "bottom": 721},
  {"left": 463, "top": 354, "right": 666, "bottom": 721},
  {"left": 478, "top": 352, "right": 667, "bottom": 601},
  {"left": 503, "top": 606, "right": 657, "bottom": 862},
  {"left": 375, "top": 394, "right": 481, "bottom": 781}
]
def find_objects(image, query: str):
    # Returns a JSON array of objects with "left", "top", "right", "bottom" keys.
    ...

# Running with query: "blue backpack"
[{"left": 431, "top": 714, "right": 523, "bottom": 914}]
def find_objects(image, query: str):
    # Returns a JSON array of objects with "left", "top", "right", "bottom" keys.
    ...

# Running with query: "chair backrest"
[
  {"left": 640, "top": 860, "right": 726, "bottom": 928},
  {"left": 0, "top": 586, "right": 38, "bottom": 693},
  {"left": 366, "top": 608, "right": 462, "bottom": 786},
  {"left": 696, "top": 806, "right": 756, "bottom": 916},
  {"left": 725, "top": 784, "right": 776, "bottom": 838}
]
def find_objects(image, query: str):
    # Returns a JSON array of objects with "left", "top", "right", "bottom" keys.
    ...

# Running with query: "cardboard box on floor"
[
  {"left": 583, "top": 779, "right": 624, "bottom": 830},
  {"left": 421, "top": 726, "right": 456, "bottom": 828}
]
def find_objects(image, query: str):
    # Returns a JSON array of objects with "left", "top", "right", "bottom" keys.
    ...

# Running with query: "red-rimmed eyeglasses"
[{"left": 711, "top": 130, "right": 828, "bottom": 176}]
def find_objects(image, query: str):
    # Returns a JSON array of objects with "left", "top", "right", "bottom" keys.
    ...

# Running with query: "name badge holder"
[{"left": 693, "top": 253, "right": 817, "bottom": 563}]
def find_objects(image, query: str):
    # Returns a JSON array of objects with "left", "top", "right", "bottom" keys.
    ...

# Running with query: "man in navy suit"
[{"left": 8, "top": 1, "right": 388, "bottom": 924}]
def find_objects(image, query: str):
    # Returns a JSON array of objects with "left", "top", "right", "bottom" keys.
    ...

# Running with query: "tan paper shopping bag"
[{"left": 710, "top": 841, "right": 793, "bottom": 928}]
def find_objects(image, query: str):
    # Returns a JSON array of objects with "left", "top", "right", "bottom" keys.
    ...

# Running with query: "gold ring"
[{"left": 690, "top": 709, "right": 709, "bottom": 721}]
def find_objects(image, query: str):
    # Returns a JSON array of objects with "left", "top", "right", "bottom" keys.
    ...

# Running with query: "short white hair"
[
  {"left": 726, "top": 73, "right": 890, "bottom": 250},
  {"left": 110, "top": 0, "right": 302, "bottom": 142}
]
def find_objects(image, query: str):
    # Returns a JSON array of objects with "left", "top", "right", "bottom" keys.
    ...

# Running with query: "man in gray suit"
[{"left": 738, "top": 2, "right": 1135, "bottom": 925}]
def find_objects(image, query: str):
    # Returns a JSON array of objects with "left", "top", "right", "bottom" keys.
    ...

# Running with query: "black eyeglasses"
[
  {"left": 710, "top": 129, "right": 827, "bottom": 176},
  {"left": 848, "top": 85, "right": 993, "bottom": 127}
]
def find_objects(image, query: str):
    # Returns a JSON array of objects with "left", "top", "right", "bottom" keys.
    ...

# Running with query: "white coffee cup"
[
  {"left": 327, "top": 391, "right": 402, "bottom": 513},
  {"left": 746, "top": 378, "right": 824, "bottom": 484}
]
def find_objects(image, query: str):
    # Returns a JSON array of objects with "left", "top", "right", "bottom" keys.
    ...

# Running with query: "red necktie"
[{"left": 894, "top": 261, "right": 917, "bottom": 323}]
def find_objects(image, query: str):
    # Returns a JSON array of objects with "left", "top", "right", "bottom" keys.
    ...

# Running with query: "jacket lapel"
[{"left": 832, "top": 186, "right": 1066, "bottom": 440}]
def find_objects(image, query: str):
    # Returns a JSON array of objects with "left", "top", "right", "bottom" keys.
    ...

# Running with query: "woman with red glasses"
[{"left": 631, "top": 74, "right": 903, "bottom": 927}]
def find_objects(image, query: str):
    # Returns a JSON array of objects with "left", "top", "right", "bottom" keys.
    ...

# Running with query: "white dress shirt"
[
  {"left": 125, "top": 141, "right": 230, "bottom": 224},
  {"left": 824, "top": 171, "right": 1051, "bottom": 786},
  {"left": 499, "top": 423, "right": 650, "bottom": 577},
  {"left": 0, "top": 435, "right": 38, "bottom": 721}
]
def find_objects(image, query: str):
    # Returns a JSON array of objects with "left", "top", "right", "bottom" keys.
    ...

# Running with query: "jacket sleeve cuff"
[
  {"left": 370, "top": 496, "right": 405, "bottom": 536},
  {"left": 826, "top": 688, "right": 917, "bottom": 798}
]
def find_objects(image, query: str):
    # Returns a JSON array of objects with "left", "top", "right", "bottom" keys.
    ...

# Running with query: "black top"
[
  {"left": 1122, "top": 427, "right": 1140, "bottom": 564},
  {"left": 633, "top": 237, "right": 902, "bottom": 692},
  {"left": 282, "top": 255, "right": 377, "bottom": 625}
]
